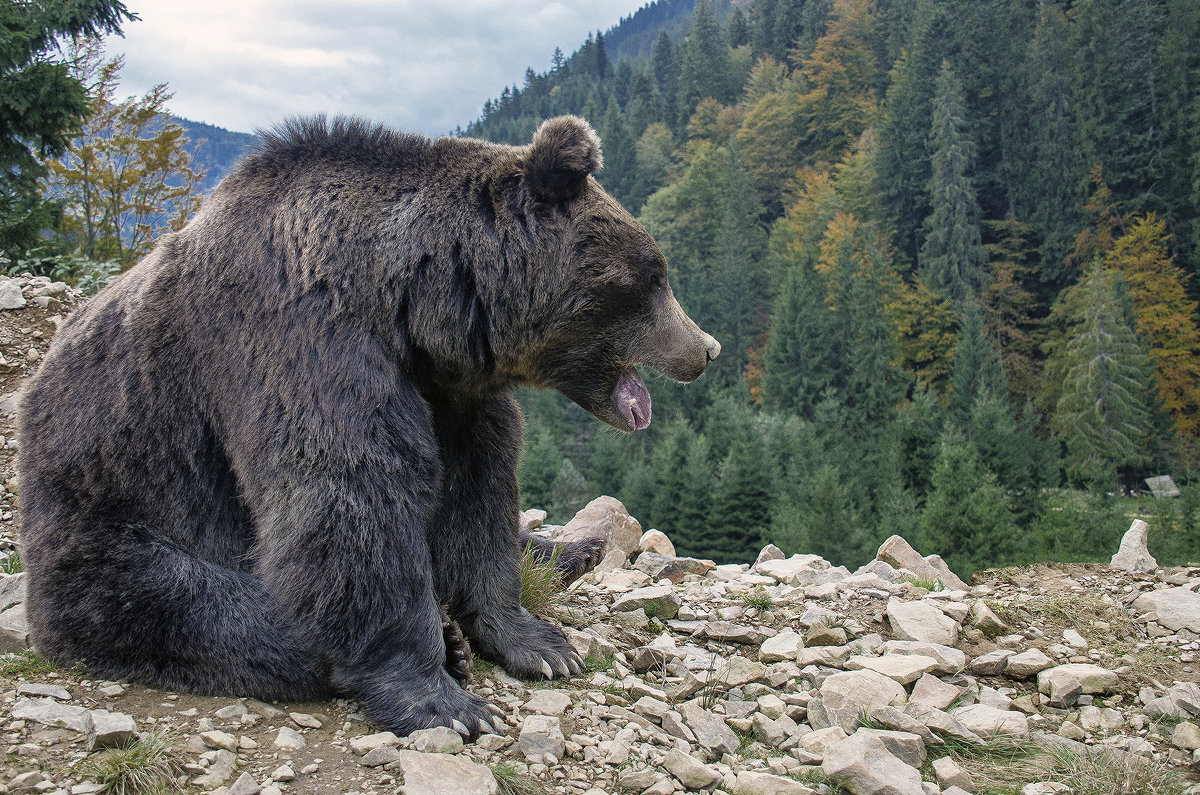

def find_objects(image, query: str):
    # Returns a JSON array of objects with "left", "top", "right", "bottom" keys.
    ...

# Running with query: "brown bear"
[{"left": 16, "top": 115, "right": 719, "bottom": 738}]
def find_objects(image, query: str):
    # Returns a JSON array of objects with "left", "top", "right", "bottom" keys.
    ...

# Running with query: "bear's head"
[{"left": 519, "top": 116, "right": 720, "bottom": 433}]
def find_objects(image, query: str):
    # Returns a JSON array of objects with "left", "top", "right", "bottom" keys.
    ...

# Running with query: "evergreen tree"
[
  {"left": 675, "top": 0, "right": 734, "bottom": 128},
  {"left": 948, "top": 298, "right": 1006, "bottom": 427},
  {"left": 1053, "top": 265, "right": 1157, "bottom": 489},
  {"left": 518, "top": 428, "right": 562, "bottom": 511},
  {"left": 919, "top": 60, "right": 987, "bottom": 304},
  {"left": 728, "top": 6, "right": 750, "bottom": 48},
  {"left": 919, "top": 434, "right": 1017, "bottom": 577},
  {"left": 0, "top": 0, "right": 135, "bottom": 258},
  {"left": 672, "top": 432, "right": 717, "bottom": 558},
  {"left": 708, "top": 423, "right": 772, "bottom": 563},
  {"left": 599, "top": 95, "right": 636, "bottom": 207},
  {"left": 981, "top": 217, "right": 1040, "bottom": 406}
]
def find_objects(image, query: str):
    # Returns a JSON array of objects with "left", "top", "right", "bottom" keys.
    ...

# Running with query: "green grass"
[
  {"left": 898, "top": 574, "right": 944, "bottom": 591},
  {"left": 81, "top": 732, "right": 183, "bottom": 795},
  {"left": 519, "top": 543, "right": 567, "bottom": 619},
  {"left": 0, "top": 650, "right": 58, "bottom": 679},
  {"left": 741, "top": 588, "right": 776, "bottom": 610},
  {"left": 583, "top": 653, "right": 614, "bottom": 673},
  {"left": 0, "top": 551, "right": 21, "bottom": 574},
  {"left": 491, "top": 761, "right": 545, "bottom": 795}
]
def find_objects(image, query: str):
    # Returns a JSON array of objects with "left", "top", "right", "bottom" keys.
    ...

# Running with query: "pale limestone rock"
[
  {"left": 805, "top": 623, "right": 848, "bottom": 647},
  {"left": 637, "top": 529, "right": 676, "bottom": 557},
  {"left": 886, "top": 599, "right": 959, "bottom": 646},
  {"left": 11, "top": 698, "right": 93, "bottom": 733},
  {"left": 811, "top": 670, "right": 906, "bottom": 732},
  {"left": 518, "top": 509, "right": 546, "bottom": 533},
  {"left": 879, "top": 640, "right": 966, "bottom": 674},
  {"left": 663, "top": 747, "right": 720, "bottom": 789},
  {"left": 968, "top": 600, "right": 1008, "bottom": 634},
  {"left": 1004, "top": 648, "right": 1055, "bottom": 679},
  {"left": 0, "top": 279, "right": 26, "bottom": 310},
  {"left": 760, "top": 630, "right": 803, "bottom": 663},
  {"left": 201, "top": 729, "right": 239, "bottom": 751},
  {"left": 677, "top": 701, "right": 740, "bottom": 760},
  {"left": 932, "top": 757, "right": 974, "bottom": 791},
  {"left": 274, "top": 726, "right": 306, "bottom": 749},
  {"left": 611, "top": 585, "right": 681, "bottom": 619},
  {"left": 193, "top": 749, "right": 237, "bottom": 789},
  {"left": 87, "top": 710, "right": 136, "bottom": 751},
  {"left": 391, "top": 750, "right": 499, "bottom": 795},
  {"left": 800, "top": 726, "right": 849, "bottom": 758},
  {"left": 875, "top": 535, "right": 968, "bottom": 590},
  {"left": 518, "top": 715, "right": 565, "bottom": 761},
  {"left": 865, "top": 706, "right": 936, "bottom": 742},
  {"left": 968, "top": 649, "right": 1015, "bottom": 676},
  {"left": 1110, "top": 519, "right": 1157, "bottom": 573},
  {"left": 822, "top": 729, "right": 925, "bottom": 795},
  {"left": 853, "top": 728, "right": 926, "bottom": 767},
  {"left": 350, "top": 731, "right": 400, "bottom": 755},
  {"left": 756, "top": 555, "right": 833, "bottom": 586},
  {"left": 716, "top": 655, "right": 768, "bottom": 687},
  {"left": 950, "top": 704, "right": 1030, "bottom": 738},
  {"left": 556, "top": 496, "right": 642, "bottom": 570},
  {"left": 410, "top": 726, "right": 464, "bottom": 754},
  {"left": 1133, "top": 586, "right": 1200, "bottom": 633},
  {"left": 17, "top": 682, "right": 69, "bottom": 700},
  {"left": 845, "top": 654, "right": 939, "bottom": 685},
  {"left": 1037, "top": 664, "right": 1118, "bottom": 704},
  {"left": 524, "top": 689, "right": 572, "bottom": 717},
  {"left": 1172, "top": 721, "right": 1200, "bottom": 751},
  {"left": 754, "top": 544, "right": 786, "bottom": 568},
  {"left": 909, "top": 673, "right": 962, "bottom": 712},
  {"left": 796, "top": 644, "right": 853, "bottom": 668},
  {"left": 733, "top": 770, "right": 818, "bottom": 794},
  {"left": 228, "top": 772, "right": 262, "bottom": 795}
]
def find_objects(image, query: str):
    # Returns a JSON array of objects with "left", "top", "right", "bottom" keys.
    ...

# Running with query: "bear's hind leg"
[{"left": 23, "top": 518, "right": 331, "bottom": 702}]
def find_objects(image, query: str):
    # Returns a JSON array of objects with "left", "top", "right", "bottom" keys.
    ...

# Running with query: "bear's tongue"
[{"left": 615, "top": 366, "right": 652, "bottom": 431}]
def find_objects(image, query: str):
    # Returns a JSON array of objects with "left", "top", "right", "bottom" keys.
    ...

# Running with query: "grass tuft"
[
  {"left": 898, "top": 574, "right": 944, "bottom": 591},
  {"left": 741, "top": 588, "right": 775, "bottom": 611},
  {"left": 0, "top": 551, "right": 21, "bottom": 574},
  {"left": 491, "top": 761, "right": 545, "bottom": 795},
  {"left": 519, "top": 543, "right": 567, "bottom": 619},
  {"left": 81, "top": 731, "right": 183, "bottom": 795},
  {"left": 0, "top": 650, "right": 57, "bottom": 679}
]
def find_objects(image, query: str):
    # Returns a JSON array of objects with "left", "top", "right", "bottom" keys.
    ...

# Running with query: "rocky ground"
[{"left": 0, "top": 273, "right": 1197, "bottom": 795}]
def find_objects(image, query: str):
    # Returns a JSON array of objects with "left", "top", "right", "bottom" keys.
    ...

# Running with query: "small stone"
[
  {"left": 969, "top": 649, "right": 1015, "bottom": 676},
  {"left": 0, "top": 280, "right": 26, "bottom": 310},
  {"left": 11, "top": 698, "right": 93, "bottom": 734},
  {"left": 1062, "top": 629, "right": 1088, "bottom": 649},
  {"left": 1057, "top": 720, "right": 1085, "bottom": 741},
  {"left": 214, "top": 703, "right": 248, "bottom": 721},
  {"left": 611, "top": 585, "right": 681, "bottom": 619},
  {"left": 193, "top": 749, "right": 236, "bottom": 789},
  {"left": 950, "top": 704, "right": 1029, "bottom": 738},
  {"left": 846, "top": 653, "right": 939, "bottom": 685},
  {"left": 17, "top": 683, "right": 70, "bottom": 700},
  {"left": 274, "top": 726, "right": 306, "bottom": 749},
  {"left": 805, "top": 623, "right": 848, "bottom": 647},
  {"left": 1173, "top": 721, "right": 1200, "bottom": 751},
  {"left": 909, "top": 673, "right": 962, "bottom": 711},
  {"left": 716, "top": 654, "right": 768, "bottom": 687},
  {"left": 518, "top": 714, "right": 565, "bottom": 761},
  {"left": 523, "top": 689, "right": 572, "bottom": 717},
  {"left": 201, "top": 729, "right": 238, "bottom": 752},
  {"left": 663, "top": 747, "right": 720, "bottom": 789},
  {"left": 87, "top": 710, "right": 136, "bottom": 751},
  {"left": 1004, "top": 648, "right": 1055, "bottom": 678},
  {"left": 228, "top": 772, "right": 261, "bottom": 795},
  {"left": 677, "top": 701, "right": 740, "bottom": 760},
  {"left": 932, "top": 757, "right": 974, "bottom": 790},
  {"left": 410, "top": 725, "right": 465, "bottom": 754},
  {"left": 754, "top": 544, "right": 786, "bottom": 567},
  {"left": 760, "top": 630, "right": 803, "bottom": 663},
  {"left": 822, "top": 729, "right": 925, "bottom": 795},
  {"left": 886, "top": 599, "right": 959, "bottom": 646},
  {"left": 702, "top": 621, "right": 767, "bottom": 645},
  {"left": 1037, "top": 664, "right": 1118, "bottom": 707},
  {"left": 270, "top": 765, "right": 295, "bottom": 782},
  {"left": 350, "top": 731, "right": 400, "bottom": 755},
  {"left": 969, "top": 600, "right": 1008, "bottom": 634},
  {"left": 638, "top": 529, "right": 676, "bottom": 557},
  {"left": 288, "top": 711, "right": 322, "bottom": 728},
  {"left": 361, "top": 745, "right": 403, "bottom": 767},
  {"left": 1133, "top": 587, "right": 1200, "bottom": 633},
  {"left": 875, "top": 535, "right": 967, "bottom": 590},
  {"left": 733, "top": 770, "right": 817, "bottom": 794},
  {"left": 1021, "top": 784, "right": 1070, "bottom": 795}
]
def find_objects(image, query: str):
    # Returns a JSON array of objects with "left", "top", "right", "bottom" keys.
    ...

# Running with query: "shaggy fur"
[{"left": 17, "top": 115, "right": 717, "bottom": 737}]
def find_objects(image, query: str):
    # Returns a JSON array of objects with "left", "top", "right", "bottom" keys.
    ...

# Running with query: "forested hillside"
[{"left": 465, "top": 0, "right": 1200, "bottom": 576}]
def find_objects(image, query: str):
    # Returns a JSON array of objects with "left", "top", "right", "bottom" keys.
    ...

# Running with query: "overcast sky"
[{"left": 105, "top": 1, "right": 644, "bottom": 137}]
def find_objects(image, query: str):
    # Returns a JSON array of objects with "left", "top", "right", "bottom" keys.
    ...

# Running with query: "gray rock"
[
  {"left": 968, "top": 600, "right": 1008, "bottom": 634},
  {"left": 12, "top": 697, "right": 93, "bottom": 733},
  {"left": 932, "top": 757, "right": 974, "bottom": 791},
  {"left": 760, "top": 630, "right": 803, "bottom": 663},
  {"left": 201, "top": 729, "right": 238, "bottom": 751},
  {"left": 350, "top": 731, "right": 400, "bottom": 755},
  {"left": 875, "top": 536, "right": 968, "bottom": 590},
  {"left": 845, "top": 653, "right": 939, "bottom": 685},
  {"left": 193, "top": 749, "right": 236, "bottom": 789},
  {"left": 716, "top": 654, "right": 768, "bottom": 687},
  {"left": 17, "top": 682, "right": 70, "bottom": 700},
  {"left": 87, "top": 710, "right": 136, "bottom": 751},
  {"left": 822, "top": 729, "right": 925, "bottom": 795},
  {"left": 0, "top": 573, "right": 27, "bottom": 612},
  {"left": 391, "top": 750, "right": 499, "bottom": 795},
  {"left": 229, "top": 772, "right": 262, "bottom": 795},
  {"left": 810, "top": 670, "right": 906, "bottom": 733},
  {"left": 518, "top": 714, "right": 564, "bottom": 761},
  {"left": 752, "top": 712, "right": 800, "bottom": 746},
  {"left": 754, "top": 544, "right": 786, "bottom": 568},
  {"left": 611, "top": 585, "right": 681, "bottom": 619},
  {"left": 0, "top": 280, "right": 25, "bottom": 310},
  {"left": 702, "top": 621, "right": 767, "bottom": 645},
  {"left": 523, "top": 689, "right": 572, "bottom": 717},
  {"left": 556, "top": 497, "right": 642, "bottom": 571},
  {"left": 732, "top": 770, "right": 818, "bottom": 794},
  {"left": 0, "top": 602, "right": 30, "bottom": 652},
  {"left": 805, "top": 623, "right": 849, "bottom": 647},
  {"left": 633, "top": 552, "right": 712, "bottom": 583},
  {"left": 950, "top": 704, "right": 1030, "bottom": 738},
  {"left": 1110, "top": 519, "right": 1157, "bottom": 573},
  {"left": 274, "top": 726, "right": 306, "bottom": 749},
  {"left": 410, "top": 725, "right": 464, "bottom": 754},
  {"left": 909, "top": 673, "right": 962, "bottom": 711},
  {"left": 854, "top": 728, "right": 926, "bottom": 768},
  {"left": 968, "top": 648, "right": 1015, "bottom": 676},
  {"left": 361, "top": 746, "right": 403, "bottom": 767},
  {"left": 1004, "top": 648, "right": 1055, "bottom": 679},
  {"left": 886, "top": 599, "right": 959, "bottom": 646},
  {"left": 678, "top": 701, "right": 740, "bottom": 760},
  {"left": 879, "top": 640, "right": 966, "bottom": 674},
  {"left": 865, "top": 706, "right": 936, "bottom": 742},
  {"left": 1133, "top": 586, "right": 1200, "bottom": 633},
  {"left": 663, "top": 747, "right": 720, "bottom": 789},
  {"left": 1037, "top": 664, "right": 1118, "bottom": 707}
]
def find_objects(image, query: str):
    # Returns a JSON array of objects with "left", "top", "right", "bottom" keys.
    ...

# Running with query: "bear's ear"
[{"left": 524, "top": 116, "right": 603, "bottom": 204}]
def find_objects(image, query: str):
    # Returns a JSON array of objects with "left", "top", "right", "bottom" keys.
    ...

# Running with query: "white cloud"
[{"left": 106, "top": 0, "right": 643, "bottom": 137}]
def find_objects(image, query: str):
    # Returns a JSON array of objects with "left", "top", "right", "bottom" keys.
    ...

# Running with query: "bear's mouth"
[{"left": 614, "top": 366, "right": 651, "bottom": 431}]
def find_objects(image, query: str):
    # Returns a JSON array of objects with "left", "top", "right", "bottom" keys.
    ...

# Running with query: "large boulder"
[
  {"left": 875, "top": 536, "right": 968, "bottom": 590},
  {"left": 1109, "top": 519, "right": 1156, "bottom": 573},
  {"left": 1132, "top": 586, "right": 1200, "bottom": 633},
  {"left": 555, "top": 496, "right": 642, "bottom": 571}
]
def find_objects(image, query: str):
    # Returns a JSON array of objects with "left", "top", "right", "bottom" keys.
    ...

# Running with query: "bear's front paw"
[
  {"left": 479, "top": 611, "right": 583, "bottom": 681},
  {"left": 343, "top": 668, "right": 505, "bottom": 740},
  {"left": 554, "top": 536, "right": 607, "bottom": 585}
]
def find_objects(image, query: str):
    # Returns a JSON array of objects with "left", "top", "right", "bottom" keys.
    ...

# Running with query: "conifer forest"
[{"left": 464, "top": 0, "right": 1200, "bottom": 575}]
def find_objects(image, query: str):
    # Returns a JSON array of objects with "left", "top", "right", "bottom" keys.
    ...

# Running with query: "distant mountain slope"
[{"left": 175, "top": 118, "right": 258, "bottom": 194}]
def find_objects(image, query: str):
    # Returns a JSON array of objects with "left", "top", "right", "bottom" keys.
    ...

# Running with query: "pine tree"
[
  {"left": 599, "top": 96, "right": 636, "bottom": 207},
  {"left": 981, "top": 217, "right": 1040, "bottom": 406},
  {"left": 948, "top": 298, "right": 1006, "bottom": 427},
  {"left": 918, "top": 60, "right": 987, "bottom": 304},
  {"left": 518, "top": 428, "right": 563, "bottom": 511},
  {"left": 675, "top": 0, "right": 734, "bottom": 128},
  {"left": 1104, "top": 214, "right": 1200, "bottom": 435},
  {"left": 672, "top": 432, "right": 717, "bottom": 558},
  {"left": 1053, "top": 265, "right": 1157, "bottom": 489},
  {"left": 0, "top": 0, "right": 134, "bottom": 258}
]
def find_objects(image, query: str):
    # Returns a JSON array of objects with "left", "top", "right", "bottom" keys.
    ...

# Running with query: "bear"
[{"left": 16, "top": 115, "right": 719, "bottom": 738}]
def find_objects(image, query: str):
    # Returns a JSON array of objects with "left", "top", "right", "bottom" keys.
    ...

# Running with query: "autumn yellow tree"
[
  {"left": 46, "top": 47, "right": 203, "bottom": 268},
  {"left": 1104, "top": 214, "right": 1200, "bottom": 435}
]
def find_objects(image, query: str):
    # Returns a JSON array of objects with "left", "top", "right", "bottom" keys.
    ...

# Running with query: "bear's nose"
[{"left": 704, "top": 334, "right": 721, "bottom": 362}]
